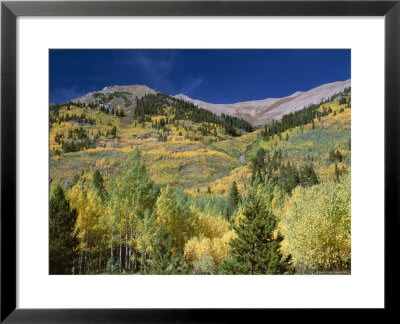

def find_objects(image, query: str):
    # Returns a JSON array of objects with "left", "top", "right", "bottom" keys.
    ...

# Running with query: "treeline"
[
  {"left": 81, "top": 101, "right": 126, "bottom": 116},
  {"left": 261, "top": 90, "right": 351, "bottom": 139},
  {"left": 92, "top": 90, "right": 131, "bottom": 104},
  {"left": 147, "top": 119, "right": 219, "bottom": 139},
  {"left": 261, "top": 104, "right": 331, "bottom": 139},
  {"left": 49, "top": 103, "right": 125, "bottom": 128},
  {"left": 134, "top": 93, "right": 253, "bottom": 136},
  {"left": 49, "top": 110, "right": 96, "bottom": 127},
  {"left": 98, "top": 107, "right": 125, "bottom": 117},
  {"left": 50, "top": 102, "right": 86, "bottom": 116}
]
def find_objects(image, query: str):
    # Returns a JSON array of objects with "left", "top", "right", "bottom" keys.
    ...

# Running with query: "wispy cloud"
[
  {"left": 120, "top": 51, "right": 178, "bottom": 89},
  {"left": 116, "top": 51, "right": 205, "bottom": 97},
  {"left": 179, "top": 77, "right": 204, "bottom": 96}
]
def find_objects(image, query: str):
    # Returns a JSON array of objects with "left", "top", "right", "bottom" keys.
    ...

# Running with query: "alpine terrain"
[{"left": 49, "top": 79, "right": 351, "bottom": 275}]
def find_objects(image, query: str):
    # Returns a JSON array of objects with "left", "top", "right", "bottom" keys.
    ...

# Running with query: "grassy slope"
[{"left": 50, "top": 98, "right": 351, "bottom": 199}]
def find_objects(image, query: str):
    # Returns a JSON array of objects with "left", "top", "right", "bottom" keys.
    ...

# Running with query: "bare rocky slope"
[
  {"left": 72, "top": 85, "right": 156, "bottom": 110},
  {"left": 175, "top": 79, "right": 351, "bottom": 126},
  {"left": 71, "top": 80, "right": 350, "bottom": 126}
]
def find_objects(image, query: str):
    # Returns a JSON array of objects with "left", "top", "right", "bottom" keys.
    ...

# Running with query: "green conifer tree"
[
  {"left": 335, "top": 150, "right": 343, "bottom": 162},
  {"left": 228, "top": 181, "right": 241, "bottom": 209},
  {"left": 92, "top": 170, "right": 107, "bottom": 201},
  {"left": 150, "top": 227, "right": 175, "bottom": 274},
  {"left": 150, "top": 205, "right": 189, "bottom": 274},
  {"left": 49, "top": 184, "right": 79, "bottom": 274},
  {"left": 222, "top": 183, "right": 286, "bottom": 274},
  {"left": 309, "top": 166, "right": 319, "bottom": 185}
]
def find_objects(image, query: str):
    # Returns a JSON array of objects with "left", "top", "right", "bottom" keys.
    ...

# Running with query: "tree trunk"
[
  {"left": 79, "top": 252, "right": 83, "bottom": 274},
  {"left": 125, "top": 228, "right": 129, "bottom": 270},
  {"left": 129, "top": 229, "right": 133, "bottom": 270},
  {"left": 134, "top": 249, "right": 138, "bottom": 272},
  {"left": 119, "top": 230, "right": 122, "bottom": 273},
  {"left": 83, "top": 250, "right": 88, "bottom": 272},
  {"left": 110, "top": 242, "right": 114, "bottom": 273}
]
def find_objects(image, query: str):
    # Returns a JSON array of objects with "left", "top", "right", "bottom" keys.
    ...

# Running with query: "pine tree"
[
  {"left": 49, "top": 184, "right": 79, "bottom": 274},
  {"left": 309, "top": 166, "right": 319, "bottom": 185},
  {"left": 222, "top": 183, "right": 286, "bottom": 274},
  {"left": 251, "top": 148, "right": 266, "bottom": 183},
  {"left": 151, "top": 186, "right": 193, "bottom": 274},
  {"left": 228, "top": 181, "right": 241, "bottom": 209},
  {"left": 150, "top": 227, "right": 174, "bottom": 274},
  {"left": 335, "top": 150, "right": 343, "bottom": 162},
  {"left": 223, "top": 206, "right": 232, "bottom": 222},
  {"left": 156, "top": 186, "right": 197, "bottom": 251},
  {"left": 92, "top": 170, "right": 107, "bottom": 201}
]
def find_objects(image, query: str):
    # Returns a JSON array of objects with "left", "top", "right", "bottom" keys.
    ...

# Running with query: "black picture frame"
[{"left": 1, "top": 0, "right": 399, "bottom": 322}]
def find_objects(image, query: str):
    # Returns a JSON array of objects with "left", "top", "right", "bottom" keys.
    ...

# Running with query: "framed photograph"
[{"left": 1, "top": 0, "right": 398, "bottom": 322}]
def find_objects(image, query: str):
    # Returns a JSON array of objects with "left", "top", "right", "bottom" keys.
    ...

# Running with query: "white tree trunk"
[
  {"left": 119, "top": 230, "right": 122, "bottom": 273},
  {"left": 125, "top": 228, "right": 129, "bottom": 270},
  {"left": 129, "top": 229, "right": 133, "bottom": 270}
]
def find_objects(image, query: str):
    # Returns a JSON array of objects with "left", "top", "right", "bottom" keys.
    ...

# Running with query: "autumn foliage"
[{"left": 49, "top": 90, "right": 351, "bottom": 275}]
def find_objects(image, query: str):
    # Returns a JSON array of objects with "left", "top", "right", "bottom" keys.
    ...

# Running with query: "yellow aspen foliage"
[
  {"left": 135, "top": 216, "right": 154, "bottom": 253},
  {"left": 184, "top": 229, "right": 236, "bottom": 267},
  {"left": 197, "top": 211, "right": 230, "bottom": 239},
  {"left": 318, "top": 163, "right": 350, "bottom": 181},
  {"left": 184, "top": 237, "right": 212, "bottom": 265},
  {"left": 233, "top": 205, "right": 246, "bottom": 226},
  {"left": 279, "top": 174, "right": 351, "bottom": 272},
  {"left": 210, "top": 230, "right": 237, "bottom": 264},
  {"left": 210, "top": 166, "right": 251, "bottom": 196},
  {"left": 184, "top": 210, "right": 235, "bottom": 266},
  {"left": 68, "top": 185, "right": 105, "bottom": 253},
  {"left": 98, "top": 204, "right": 114, "bottom": 246}
]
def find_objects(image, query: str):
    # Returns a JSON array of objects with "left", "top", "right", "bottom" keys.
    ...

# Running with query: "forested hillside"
[{"left": 49, "top": 88, "right": 351, "bottom": 275}]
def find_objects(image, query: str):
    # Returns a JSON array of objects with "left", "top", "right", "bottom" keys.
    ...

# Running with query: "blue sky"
[{"left": 50, "top": 49, "right": 350, "bottom": 104}]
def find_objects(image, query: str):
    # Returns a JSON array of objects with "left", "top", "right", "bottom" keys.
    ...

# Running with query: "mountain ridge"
[
  {"left": 71, "top": 84, "right": 156, "bottom": 111},
  {"left": 70, "top": 80, "right": 350, "bottom": 126},
  {"left": 175, "top": 79, "right": 351, "bottom": 126}
]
